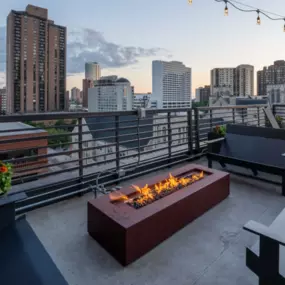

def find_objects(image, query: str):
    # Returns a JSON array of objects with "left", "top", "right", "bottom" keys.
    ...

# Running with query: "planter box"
[
  {"left": 208, "top": 132, "right": 224, "bottom": 153},
  {"left": 0, "top": 192, "right": 27, "bottom": 232}
]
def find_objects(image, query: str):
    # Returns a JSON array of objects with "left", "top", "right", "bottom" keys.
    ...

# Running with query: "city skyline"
[{"left": 0, "top": 0, "right": 285, "bottom": 94}]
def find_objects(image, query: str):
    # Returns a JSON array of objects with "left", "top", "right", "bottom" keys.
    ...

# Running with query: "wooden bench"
[
  {"left": 243, "top": 209, "right": 285, "bottom": 284},
  {"left": 207, "top": 124, "right": 285, "bottom": 196}
]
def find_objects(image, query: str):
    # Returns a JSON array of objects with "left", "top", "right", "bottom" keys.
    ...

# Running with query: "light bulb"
[
  {"left": 257, "top": 11, "right": 261, "bottom": 25},
  {"left": 224, "top": 5, "right": 228, "bottom": 16},
  {"left": 188, "top": 0, "right": 192, "bottom": 4}
]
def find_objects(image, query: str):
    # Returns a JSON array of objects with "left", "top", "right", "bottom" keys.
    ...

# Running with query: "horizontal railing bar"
[
  {"left": 4, "top": 147, "right": 79, "bottom": 164},
  {"left": 16, "top": 151, "right": 206, "bottom": 214},
  {"left": 198, "top": 105, "right": 267, "bottom": 111},
  {"left": 12, "top": 165, "right": 80, "bottom": 184},
  {"left": 14, "top": 158, "right": 80, "bottom": 174},
  {"left": 83, "top": 151, "right": 203, "bottom": 189}
]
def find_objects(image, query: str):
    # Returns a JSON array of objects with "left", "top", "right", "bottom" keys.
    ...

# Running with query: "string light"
[
  {"left": 224, "top": 1, "right": 228, "bottom": 16},
  {"left": 188, "top": 0, "right": 285, "bottom": 32},
  {"left": 257, "top": 10, "right": 261, "bottom": 25}
]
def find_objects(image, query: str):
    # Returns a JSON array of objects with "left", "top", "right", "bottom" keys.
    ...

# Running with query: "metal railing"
[{"left": 0, "top": 104, "right": 271, "bottom": 213}]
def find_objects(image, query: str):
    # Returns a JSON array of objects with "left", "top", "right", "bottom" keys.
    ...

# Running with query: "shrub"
[
  {"left": 213, "top": 125, "right": 226, "bottom": 136},
  {"left": 0, "top": 162, "right": 13, "bottom": 195}
]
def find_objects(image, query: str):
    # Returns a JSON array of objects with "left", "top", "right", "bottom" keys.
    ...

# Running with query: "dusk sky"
[{"left": 0, "top": 0, "right": 285, "bottom": 94}]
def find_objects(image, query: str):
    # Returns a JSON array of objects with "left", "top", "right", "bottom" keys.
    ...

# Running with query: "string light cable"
[{"left": 188, "top": 0, "right": 285, "bottom": 31}]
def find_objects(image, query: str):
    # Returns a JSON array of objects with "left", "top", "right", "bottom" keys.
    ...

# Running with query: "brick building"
[{"left": 0, "top": 122, "right": 48, "bottom": 179}]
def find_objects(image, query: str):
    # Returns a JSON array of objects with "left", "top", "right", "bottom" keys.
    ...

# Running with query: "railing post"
[
  {"left": 232, "top": 108, "right": 236, "bottom": 124},
  {"left": 78, "top": 117, "right": 83, "bottom": 184},
  {"left": 187, "top": 109, "right": 193, "bottom": 155},
  {"left": 167, "top": 112, "right": 172, "bottom": 165},
  {"left": 115, "top": 115, "right": 120, "bottom": 173},
  {"left": 257, "top": 107, "right": 260, "bottom": 127},
  {"left": 272, "top": 104, "right": 276, "bottom": 116},
  {"left": 242, "top": 108, "right": 245, "bottom": 124},
  {"left": 194, "top": 108, "right": 200, "bottom": 152}
]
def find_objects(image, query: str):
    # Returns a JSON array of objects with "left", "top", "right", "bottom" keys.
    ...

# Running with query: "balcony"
[{"left": 0, "top": 104, "right": 285, "bottom": 285}]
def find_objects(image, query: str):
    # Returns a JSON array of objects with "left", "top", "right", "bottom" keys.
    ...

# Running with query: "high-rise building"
[
  {"left": 267, "top": 84, "right": 285, "bottom": 104},
  {"left": 82, "top": 79, "right": 94, "bottom": 108},
  {"left": 195, "top": 86, "right": 210, "bottom": 103},
  {"left": 82, "top": 62, "right": 100, "bottom": 108},
  {"left": 211, "top": 65, "right": 254, "bottom": 97},
  {"left": 6, "top": 5, "right": 67, "bottom": 114},
  {"left": 235, "top": 65, "right": 254, "bottom": 97},
  {"left": 0, "top": 87, "right": 6, "bottom": 114},
  {"left": 210, "top": 68, "right": 235, "bottom": 96},
  {"left": 71, "top": 87, "right": 80, "bottom": 102},
  {"left": 88, "top": 76, "right": 133, "bottom": 112},
  {"left": 257, "top": 60, "right": 285, "bottom": 96},
  {"left": 65, "top": 90, "right": 69, "bottom": 110},
  {"left": 85, "top": 62, "right": 101, "bottom": 81},
  {"left": 152, "top": 61, "right": 192, "bottom": 109}
]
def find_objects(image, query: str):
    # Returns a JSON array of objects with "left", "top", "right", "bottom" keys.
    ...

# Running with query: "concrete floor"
[{"left": 27, "top": 160, "right": 285, "bottom": 285}]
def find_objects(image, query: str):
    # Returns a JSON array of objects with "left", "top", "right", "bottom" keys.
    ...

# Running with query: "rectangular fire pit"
[{"left": 88, "top": 164, "right": 230, "bottom": 266}]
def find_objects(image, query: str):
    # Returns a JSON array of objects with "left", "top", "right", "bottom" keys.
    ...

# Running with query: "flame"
[
  {"left": 109, "top": 171, "right": 205, "bottom": 208},
  {"left": 130, "top": 171, "right": 204, "bottom": 208},
  {"left": 109, "top": 191, "right": 129, "bottom": 202}
]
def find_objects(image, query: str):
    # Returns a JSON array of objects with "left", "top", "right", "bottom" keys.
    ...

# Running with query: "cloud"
[
  {"left": 0, "top": 25, "right": 170, "bottom": 86},
  {"left": 67, "top": 28, "right": 168, "bottom": 73}
]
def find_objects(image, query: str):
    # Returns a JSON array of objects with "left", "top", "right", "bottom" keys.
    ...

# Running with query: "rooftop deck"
[{"left": 26, "top": 158, "right": 285, "bottom": 285}]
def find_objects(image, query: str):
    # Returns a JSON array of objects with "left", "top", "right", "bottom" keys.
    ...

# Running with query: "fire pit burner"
[
  {"left": 88, "top": 164, "right": 230, "bottom": 266},
  {"left": 110, "top": 171, "right": 205, "bottom": 209}
]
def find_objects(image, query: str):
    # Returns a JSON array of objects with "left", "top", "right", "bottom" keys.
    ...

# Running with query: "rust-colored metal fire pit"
[{"left": 88, "top": 164, "right": 230, "bottom": 266}]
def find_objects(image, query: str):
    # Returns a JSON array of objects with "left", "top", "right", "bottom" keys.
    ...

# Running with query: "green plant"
[
  {"left": 0, "top": 162, "right": 13, "bottom": 195},
  {"left": 276, "top": 115, "right": 283, "bottom": 127},
  {"left": 213, "top": 125, "right": 226, "bottom": 136},
  {"left": 47, "top": 128, "right": 71, "bottom": 148},
  {"left": 265, "top": 115, "right": 283, "bottom": 128}
]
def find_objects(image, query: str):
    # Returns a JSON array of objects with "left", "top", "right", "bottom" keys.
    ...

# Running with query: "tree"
[
  {"left": 47, "top": 128, "right": 71, "bottom": 148},
  {"left": 192, "top": 101, "right": 209, "bottom": 108},
  {"left": 55, "top": 119, "right": 65, "bottom": 127}
]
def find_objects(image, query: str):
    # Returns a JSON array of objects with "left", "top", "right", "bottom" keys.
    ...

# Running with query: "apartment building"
[
  {"left": 88, "top": 76, "right": 133, "bottom": 112},
  {"left": 0, "top": 122, "right": 48, "bottom": 179},
  {"left": 152, "top": 61, "right": 192, "bottom": 109},
  {"left": 195, "top": 86, "right": 210, "bottom": 103},
  {"left": 6, "top": 5, "right": 66, "bottom": 114},
  {"left": 85, "top": 62, "right": 101, "bottom": 81},
  {"left": 82, "top": 62, "right": 100, "bottom": 108},
  {"left": 235, "top": 65, "right": 254, "bottom": 97},
  {"left": 0, "top": 87, "right": 6, "bottom": 114},
  {"left": 257, "top": 60, "right": 285, "bottom": 96},
  {"left": 71, "top": 87, "right": 80, "bottom": 102},
  {"left": 267, "top": 84, "right": 285, "bottom": 104},
  {"left": 211, "top": 68, "right": 235, "bottom": 96},
  {"left": 211, "top": 65, "right": 254, "bottom": 97}
]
